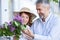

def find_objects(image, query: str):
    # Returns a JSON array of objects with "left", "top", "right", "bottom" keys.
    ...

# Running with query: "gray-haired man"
[{"left": 22, "top": 0, "right": 60, "bottom": 40}]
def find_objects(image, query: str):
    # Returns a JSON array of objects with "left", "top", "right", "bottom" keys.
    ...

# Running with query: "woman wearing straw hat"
[{"left": 13, "top": 7, "right": 36, "bottom": 40}]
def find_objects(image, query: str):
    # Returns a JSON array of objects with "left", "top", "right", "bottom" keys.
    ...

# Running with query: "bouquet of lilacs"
[{"left": 0, "top": 15, "right": 26, "bottom": 40}]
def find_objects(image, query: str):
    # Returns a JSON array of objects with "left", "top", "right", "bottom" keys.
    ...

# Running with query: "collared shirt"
[{"left": 31, "top": 12, "right": 60, "bottom": 40}]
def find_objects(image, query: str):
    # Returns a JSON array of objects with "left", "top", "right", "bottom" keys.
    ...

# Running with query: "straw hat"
[{"left": 19, "top": 7, "right": 36, "bottom": 20}]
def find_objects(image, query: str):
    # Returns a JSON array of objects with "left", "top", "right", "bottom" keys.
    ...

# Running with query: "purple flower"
[
  {"left": 8, "top": 21, "right": 12, "bottom": 26},
  {"left": 10, "top": 26, "right": 15, "bottom": 32},
  {"left": 8, "top": 22, "right": 15, "bottom": 32},
  {"left": 0, "top": 25, "right": 4, "bottom": 29},
  {"left": 14, "top": 15, "right": 23, "bottom": 24}
]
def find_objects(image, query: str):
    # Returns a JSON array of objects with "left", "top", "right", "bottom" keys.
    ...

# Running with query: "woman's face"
[{"left": 21, "top": 13, "right": 29, "bottom": 25}]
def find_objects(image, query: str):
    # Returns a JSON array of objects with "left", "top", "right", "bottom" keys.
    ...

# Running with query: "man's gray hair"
[{"left": 36, "top": 0, "right": 50, "bottom": 4}]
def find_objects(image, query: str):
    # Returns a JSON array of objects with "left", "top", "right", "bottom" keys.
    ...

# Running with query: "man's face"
[{"left": 36, "top": 3, "right": 49, "bottom": 19}]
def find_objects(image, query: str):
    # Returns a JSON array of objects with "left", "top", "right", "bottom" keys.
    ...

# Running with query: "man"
[{"left": 22, "top": 0, "right": 60, "bottom": 40}]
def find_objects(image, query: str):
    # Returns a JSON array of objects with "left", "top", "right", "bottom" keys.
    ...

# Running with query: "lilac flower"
[
  {"left": 8, "top": 21, "right": 12, "bottom": 26},
  {"left": 8, "top": 22, "right": 15, "bottom": 32},
  {"left": 0, "top": 25, "right": 4, "bottom": 29},
  {"left": 14, "top": 15, "right": 23, "bottom": 24},
  {"left": 10, "top": 26, "right": 15, "bottom": 32}
]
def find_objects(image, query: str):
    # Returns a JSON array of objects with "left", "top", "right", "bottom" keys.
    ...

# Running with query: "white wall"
[
  {"left": 1, "top": 0, "right": 13, "bottom": 24},
  {"left": 0, "top": 0, "right": 1, "bottom": 25},
  {"left": 13, "top": 0, "right": 20, "bottom": 11}
]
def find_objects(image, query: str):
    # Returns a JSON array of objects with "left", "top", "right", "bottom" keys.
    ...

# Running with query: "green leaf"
[
  {"left": 21, "top": 25, "right": 26, "bottom": 30},
  {"left": 4, "top": 22, "right": 8, "bottom": 29},
  {"left": 12, "top": 21, "right": 21, "bottom": 27},
  {"left": 15, "top": 21, "right": 19, "bottom": 26},
  {"left": 0, "top": 29, "right": 3, "bottom": 36}
]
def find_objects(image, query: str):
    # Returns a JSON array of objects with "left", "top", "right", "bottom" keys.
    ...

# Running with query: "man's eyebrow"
[{"left": 36, "top": 9, "right": 41, "bottom": 11}]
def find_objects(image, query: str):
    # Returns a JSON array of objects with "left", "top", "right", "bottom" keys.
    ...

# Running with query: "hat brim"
[
  {"left": 13, "top": 11, "right": 36, "bottom": 20},
  {"left": 19, "top": 11, "right": 36, "bottom": 20}
]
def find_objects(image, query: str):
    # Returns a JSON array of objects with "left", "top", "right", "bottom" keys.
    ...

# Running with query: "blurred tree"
[
  {"left": 49, "top": 0, "right": 59, "bottom": 3},
  {"left": 53, "top": 0, "right": 58, "bottom": 3},
  {"left": 59, "top": 2, "right": 60, "bottom": 7}
]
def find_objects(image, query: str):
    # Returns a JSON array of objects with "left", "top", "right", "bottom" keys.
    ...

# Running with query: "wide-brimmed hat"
[{"left": 14, "top": 7, "right": 36, "bottom": 20}]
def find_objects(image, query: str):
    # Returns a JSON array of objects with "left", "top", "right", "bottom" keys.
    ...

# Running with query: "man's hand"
[{"left": 22, "top": 29, "right": 34, "bottom": 39}]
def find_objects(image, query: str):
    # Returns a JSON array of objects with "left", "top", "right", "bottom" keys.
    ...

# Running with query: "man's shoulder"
[
  {"left": 32, "top": 18, "right": 41, "bottom": 26},
  {"left": 53, "top": 14, "right": 60, "bottom": 24},
  {"left": 31, "top": 18, "right": 40, "bottom": 28},
  {"left": 54, "top": 14, "right": 60, "bottom": 21},
  {"left": 33, "top": 18, "right": 40, "bottom": 23}
]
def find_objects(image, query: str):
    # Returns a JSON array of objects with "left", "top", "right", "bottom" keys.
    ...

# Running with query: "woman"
[{"left": 13, "top": 7, "right": 36, "bottom": 40}]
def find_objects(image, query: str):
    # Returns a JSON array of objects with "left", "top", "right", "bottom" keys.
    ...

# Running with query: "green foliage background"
[{"left": 49, "top": 0, "right": 59, "bottom": 3}]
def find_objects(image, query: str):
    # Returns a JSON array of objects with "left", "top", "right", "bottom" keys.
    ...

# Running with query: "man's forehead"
[
  {"left": 36, "top": 4, "right": 44, "bottom": 10},
  {"left": 36, "top": 3, "right": 43, "bottom": 6}
]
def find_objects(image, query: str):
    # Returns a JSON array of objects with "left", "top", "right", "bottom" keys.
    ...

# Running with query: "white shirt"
[{"left": 31, "top": 12, "right": 60, "bottom": 40}]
